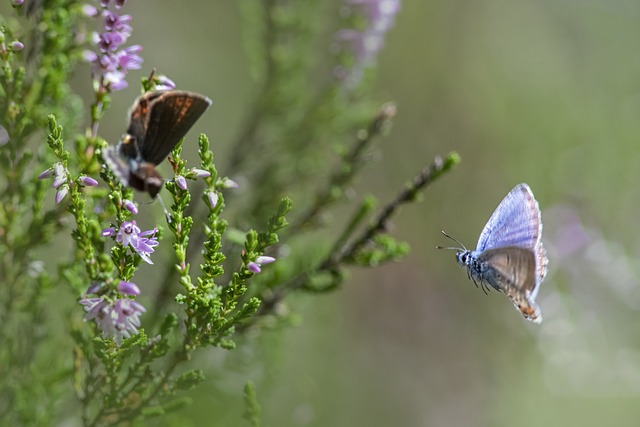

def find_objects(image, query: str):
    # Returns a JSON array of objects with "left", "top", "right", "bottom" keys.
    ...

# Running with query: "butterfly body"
[
  {"left": 103, "top": 90, "right": 212, "bottom": 197},
  {"left": 449, "top": 183, "right": 548, "bottom": 323}
]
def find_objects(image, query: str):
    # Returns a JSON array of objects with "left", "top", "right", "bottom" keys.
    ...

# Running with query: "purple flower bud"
[
  {"left": 52, "top": 175, "right": 65, "bottom": 188},
  {"left": 155, "top": 75, "right": 176, "bottom": 90},
  {"left": 123, "top": 199, "right": 138, "bottom": 214},
  {"left": 115, "top": 0, "right": 127, "bottom": 8},
  {"left": 247, "top": 255, "right": 275, "bottom": 274},
  {"left": 98, "top": 53, "right": 118, "bottom": 71},
  {"left": 221, "top": 177, "right": 239, "bottom": 189},
  {"left": 90, "top": 31, "right": 101, "bottom": 45},
  {"left": 82, "top": 50, "right": 98, "bottom": 63},
  {"left": 99, "top": 0, "right": 109, "bottom": 6},
  {"left": 103, "top": 11, "right": 132, "bottom": 34},
  {"left": 188, "top": 168, "right": 211, "bottom": 178},
  {"left": 11, "top": 0, "right": 24, "bottom": 6},
  {"left": 256, "top": 256, "right": 276, "bottom": 265},
  {"left": 117, "top": 45, "right": 143, "bottom": 70},
  {"left": 247, "top": 262, "right": 261, "bottom": 273},
  {"left": 207, "top": 191, "right": 219, "bottom": 209},
  {"left": 104, "top": 70, "right": 128, "bottom": 91},
  {"left": 82, "top": 4, "right": 98, "bottom": 17},
  {"left": 117, "top": 280, "right": 140, "bottom": 296},
  {"left": 10, "top": 41, "right": 24, "bottom": 51},
  {"left": 101, "top": 227, "right": 116, "bottom": 237},
  {"left": 98, "top": 31, "right": 126, "bottom": 53},
  {"left": 55, "top": 186, "right": 68, "bottom": 204},
  {"left": 175, "top": 175, "right": 187, "bottom": 190},
  {"left": 79, "top": 176, "right": 99, "bottom": 186},
  {"left": 38, "top": 168, "right": 54, "bottom": 180},
  {"left": 52, "top": 163, "right": 67, "bottom": 188},
  {"left": 85, "top": 282, "right": 102, "bottom": 295},
  {"left": 334, "top": 0, "right": 400, "bottom": 88}
]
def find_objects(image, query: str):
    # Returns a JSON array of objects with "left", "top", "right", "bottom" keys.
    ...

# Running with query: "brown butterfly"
[{"left": 103, "top": 90, "right": 212, "bottom": 197}]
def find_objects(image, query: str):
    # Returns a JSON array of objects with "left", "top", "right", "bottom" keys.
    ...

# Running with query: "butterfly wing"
[
  {"left": 476, "top": 183, "right": 542, "bottom": 252},
  {"left": 129, "top": 91, "right": 212, "bottom": 165},
  {"left": 477, "top": 247, "right": 542, "bottom": 322},
  {"left": 477, "top": 183, "right": 548, "bottom": 293},
  {"left": 102, "top": 145, "right": 132, "bottom": 188}
]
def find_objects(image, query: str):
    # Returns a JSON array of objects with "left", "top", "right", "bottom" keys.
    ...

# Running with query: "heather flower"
[
  {"left": 187, "top": 168, "right": 211, "bottom": 179},
  {"left": 117, "top": 45, "right": 143, "bottom": 68},
  {"left": 79, "top": 294, "right": 145, "bottom": 346},
  {"left": 10, "top": 41, "right": 23, "bottom": 51},
  {"left": 103, "top": 70, "right": 129, "bottom": 91},
  {"left": 334, "top": 0, "right": 401, "bottom": 87},
  {"left": 51, "top": 163, "right": 67, "bottom": 188},
  {"left": 38, "top": 168, "right": 53, "bottom": 180},
  {"left": 155, "top": 74, "right": 176, "bottom": 90},
  {"left": 55, "top": 186, "right": 69, "bottom": 204},
  {"left": 79, "top": 175, "right": 99, "bottom": 186},
  {"left": 115, "top": 221, "right": 159, "bottom": 264},
  {"left": 256, "top": 256, "right": 276, "bottom": 265},
  {"left": 207, "top": 191, "right": 219, "bottom": 209},
  {"left": 100, "top": 0, "right": 127, "bottom": 8},
  {"left": 247, "top": 256, "right": 276, "bottom": 273},
  {"left": 82, "top": 50, "right": 98, "bottom": 63},
  {"left": 175, "top": 175, "right": 187, "bottom": 190},
  {"left": 247, "top": 262, "right": 261, "bottom": 273},
  {"left": 123, "top": 199, "right": 138, "bottom": 214},
  {"left": 82, "top": 4, "right": 98, "bottom": 17},
  {"left": 117, "top": 280, "right": 140, "bottom": 296},
  {"left": 85, "top": 2, "right": 142, "bottom": 92},
  {"left": 220, "top": 177, "right": 239, "bottom": 189},
  {"left": 85, "top": 282, "right": 103, "bottom": 295},
  {"left": 102, "top": 10, "right": 132, "bottom": 34}
]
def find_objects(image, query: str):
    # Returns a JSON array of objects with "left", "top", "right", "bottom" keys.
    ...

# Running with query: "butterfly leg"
[{"left": 480, "top": 281, "right": 490, "bottom": 295}]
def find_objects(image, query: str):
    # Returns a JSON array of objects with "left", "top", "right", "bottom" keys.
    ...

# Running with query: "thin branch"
[{"left": 250, "top": 152, "right": 460, "bottom": 321}]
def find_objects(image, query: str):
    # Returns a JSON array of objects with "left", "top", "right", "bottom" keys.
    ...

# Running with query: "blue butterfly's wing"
[
  {"left": 476, "top": 183, "right": 541, "bottom": 251},
  {"left": 530, "top": 242, "right": 547, "bottom": 300},
  {"left": 476, "top": 247, "right": 542, "bottom": 323},
  {"left": 476, "top": 183, "right": 548, "bottom": 298}
]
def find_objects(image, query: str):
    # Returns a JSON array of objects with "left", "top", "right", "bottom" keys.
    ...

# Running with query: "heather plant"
[{"left": 0, "top": 0, "right": 458, "bottom": 425}]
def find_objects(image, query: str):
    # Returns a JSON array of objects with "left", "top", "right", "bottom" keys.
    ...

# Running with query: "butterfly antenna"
[{"left": 435, "top": 230, "right": 468, "bottom": 251}]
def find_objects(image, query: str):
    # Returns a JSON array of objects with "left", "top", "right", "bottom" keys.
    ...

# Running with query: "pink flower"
[{"left": 115, "top": 221, "right": 159, "bottom": 264}]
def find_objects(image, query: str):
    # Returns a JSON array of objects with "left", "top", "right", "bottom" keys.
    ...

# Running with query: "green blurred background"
[{"left": 73, "top": 0, "right": 640, "bottom": 426}]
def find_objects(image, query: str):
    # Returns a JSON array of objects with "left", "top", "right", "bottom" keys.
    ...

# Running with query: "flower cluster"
[
  {"left": 38, "top": 163, "right": 98, "bottom": 204},
  {"left": 103, "top": 220, "right": 159, "bottom": 264},
  {"left": 83, "top": 0, "right": 142, "bottom": 91},
  {"left": 79, "top": 280, "right": 145, "bottom": 346},
  {"left": 334, "top": 0, "right": 401, "bottom": 86}
]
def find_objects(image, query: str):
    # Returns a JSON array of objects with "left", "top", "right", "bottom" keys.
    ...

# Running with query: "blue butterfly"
[{"left": 439, "top": 183, "right": 548, "bottom": 323}]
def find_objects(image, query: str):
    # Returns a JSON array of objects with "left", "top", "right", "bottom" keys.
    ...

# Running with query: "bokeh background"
[{"left": 73, "top": 1, "right": 640, "bottom": 426}]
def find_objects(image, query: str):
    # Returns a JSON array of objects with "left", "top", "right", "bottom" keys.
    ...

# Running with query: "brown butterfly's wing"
[
  {"left": 477, "top": 247, "right": 542, "bottom": 323},
  {"left": 132, "top": 91, "right": 212, "bottom": 165},
  {"left": 102, "top": 144, "right": 133, "bottom": 188}
]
